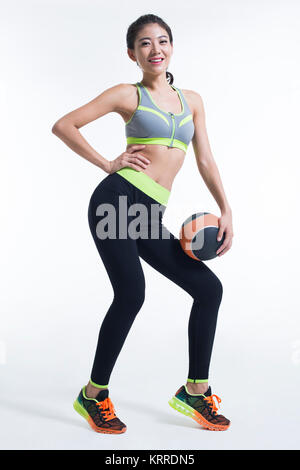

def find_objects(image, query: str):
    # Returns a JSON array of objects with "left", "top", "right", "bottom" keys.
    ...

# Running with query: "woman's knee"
[
  {"left": 213, "top": 275, "right": 223, "bottom": 303},
  {"left": 113, "top": 282, "right": 145, "bottom": 314},
  {"left": 191, "top": 271, "right": 223, "bottom": 305},
  {"left": 126, "top": 288, "right": 146, "bottom": 312}
]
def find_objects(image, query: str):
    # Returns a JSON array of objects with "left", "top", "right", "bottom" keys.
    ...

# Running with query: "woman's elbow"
[
  {"left": 52, "top": 120, "right": 63, "bottom": 135},
  {"left": 51, "top": 118, "right": 71, "bottom": 135}
]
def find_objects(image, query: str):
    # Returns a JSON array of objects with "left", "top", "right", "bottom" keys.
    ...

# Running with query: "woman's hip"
[{"left": 88, "top": 171, "right": 168, "bottom": 240}]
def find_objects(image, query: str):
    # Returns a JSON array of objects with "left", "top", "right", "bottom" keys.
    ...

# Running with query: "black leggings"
[{"left": 87, "top": 171, "right": 223, "bottom": 388}]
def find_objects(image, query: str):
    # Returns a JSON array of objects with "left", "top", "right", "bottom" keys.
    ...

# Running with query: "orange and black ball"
[{"left": 179, "top": 212, "right": 225, "bottom": 261}]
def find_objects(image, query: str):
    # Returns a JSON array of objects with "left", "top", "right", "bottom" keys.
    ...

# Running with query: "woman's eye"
[{"left": 141, "top": 40, "right": 167, "bottom": 46}]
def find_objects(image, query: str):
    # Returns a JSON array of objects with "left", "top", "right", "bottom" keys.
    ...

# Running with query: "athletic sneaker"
[
  {"left": 168, "top": 385, "right": 230, "bottom": 431},
  {"left": 73, "top": 386, "right": 127, "bottom": 434}
]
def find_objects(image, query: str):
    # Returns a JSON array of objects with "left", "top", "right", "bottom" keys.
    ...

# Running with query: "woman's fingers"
[
  {"left": 130, "top": 154, "right": 150, "bottom": 166},
  {"left": 127, "top": 144, "right": 146, "bottom": 154},
  {"left": 126, "top": 145, "right": 150, "bottom": 164},
  {"left": 127, "top": 162, "right": 143, "bottom": 171},
  {"left": 217, "top": 240, "right": 232, "bottom": 256},
  {"left": 216, "top": 233, "right": 233, "bottom": 256},
  {"left": 125, "top": 153, "right": 150, "bottom": 169}
]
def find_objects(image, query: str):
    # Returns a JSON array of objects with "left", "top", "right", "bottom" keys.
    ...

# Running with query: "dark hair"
[{"left": 126, "top": 14, "right": 174, "bottom": 85}]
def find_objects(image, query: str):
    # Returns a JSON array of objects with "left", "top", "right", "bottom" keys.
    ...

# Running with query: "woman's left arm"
[{"left": 190, "top": 90, "right": 234, "bottom": 257}]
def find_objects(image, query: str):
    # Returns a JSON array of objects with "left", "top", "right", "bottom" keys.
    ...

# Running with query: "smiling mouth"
[{"left": 149, "top": 58, "right": 164, "bottom": 63}]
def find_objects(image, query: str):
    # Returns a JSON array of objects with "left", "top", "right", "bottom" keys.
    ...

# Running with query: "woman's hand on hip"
[{"left": 108, "top": 145, "right": 150, "bottom": 174}]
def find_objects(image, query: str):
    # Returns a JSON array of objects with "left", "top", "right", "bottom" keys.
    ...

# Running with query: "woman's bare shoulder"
[
  {"left": 107, "top": 83, "right": 138, "bottom": 121},
  {"left": 93, "top": 82, "right": 137, "bottom": 103}
]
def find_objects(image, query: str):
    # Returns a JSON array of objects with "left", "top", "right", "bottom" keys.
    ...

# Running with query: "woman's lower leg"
[{"left": 186, "top": 279, "right": 223, "bottom": 390}]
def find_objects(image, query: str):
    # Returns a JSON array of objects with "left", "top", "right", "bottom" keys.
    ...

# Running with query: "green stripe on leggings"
[
  {"left": 89, "top": 379, "right": 109, "bottom": 389},
  {"left": 116, "top": 167, "right": 170, "bottom": 206},
  {"left": 187, "top": 378, "right": 208, "bottom": 383}
]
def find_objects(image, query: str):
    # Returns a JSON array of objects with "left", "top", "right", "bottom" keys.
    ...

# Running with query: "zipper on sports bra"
[{"left": 169, "top": 112, "right": 175, "bottom": 147}]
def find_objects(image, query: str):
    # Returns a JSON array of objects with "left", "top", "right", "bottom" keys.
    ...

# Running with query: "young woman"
[{"left": 52, "top": 14, "right": 234, "bottom": 434}]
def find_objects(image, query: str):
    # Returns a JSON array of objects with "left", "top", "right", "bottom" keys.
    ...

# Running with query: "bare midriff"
[{"left": 126, "top": 143, "right": 186, "bottom": 192}]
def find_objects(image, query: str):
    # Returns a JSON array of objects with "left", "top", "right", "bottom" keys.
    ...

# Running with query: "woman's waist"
[
  {"left": 135, "top": 167, "right": 173, "bottom": 192},
  {"left": 115, "top": 167, "right": 171, "bottom": 206},
  {"left": 126, "top": 143, "right": 185, "bottom": 191}
]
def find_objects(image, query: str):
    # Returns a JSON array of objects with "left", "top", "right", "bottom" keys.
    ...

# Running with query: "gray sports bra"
[{"left": 125, "top": 82, "right": 195, "bottom": 152}]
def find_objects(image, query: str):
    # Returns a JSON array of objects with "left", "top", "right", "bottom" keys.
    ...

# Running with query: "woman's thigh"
[
  {"left": 88, "top": 186, "right": 146, "bottom": 301},
  {"left": 137, "top": 222, "right": 222, "bottom": 302}
]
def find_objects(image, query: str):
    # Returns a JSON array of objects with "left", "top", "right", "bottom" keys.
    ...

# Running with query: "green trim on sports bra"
[
  {"left": 179, "top": 114, "right": 193, "bottom": 127},
  {"left": 139, "top": 82, "right": 185, "bottom": 116},
  {"left": 125, "top": 84, "right": 142, "bottom": 125},
  {"left": 126, "top": 136, "right": 188, "bottom": 152},
  {"left": 138, "top": 106, "right": 170, "bottom": 126},
  {"left": 124, "top": 81, "right": 194, "bottom": 152}
]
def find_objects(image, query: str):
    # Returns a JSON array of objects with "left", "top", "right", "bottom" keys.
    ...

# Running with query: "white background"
[{"left": 1, "top": 0, "right": 300, "bottom": 450}]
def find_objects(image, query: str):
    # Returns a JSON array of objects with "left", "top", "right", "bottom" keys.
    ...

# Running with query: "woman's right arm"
[{"left": 51, "top": 83, "right": 150, "bottom": 174}]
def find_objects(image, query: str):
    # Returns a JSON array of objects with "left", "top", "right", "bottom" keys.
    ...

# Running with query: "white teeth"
[{"left": 150, "top": 58, "right": 163, "bottom": 62}]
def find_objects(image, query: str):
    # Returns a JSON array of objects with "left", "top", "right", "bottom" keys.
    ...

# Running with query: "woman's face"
[{"left": 130, "top": 23, "right": 173, "bottom": 74}]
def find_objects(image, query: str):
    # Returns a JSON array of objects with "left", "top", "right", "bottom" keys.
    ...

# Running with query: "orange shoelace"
[
  {"left": 96, "top": 397, "right": 117, "bottom": 421},
  {"left": 204, "top": 394, "right": 222, "bottom": 415}
]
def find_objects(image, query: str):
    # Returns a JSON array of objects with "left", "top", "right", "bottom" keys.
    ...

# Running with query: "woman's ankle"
[
  {"left": 85, "top": 381, "right": 108, "bottom": 398},
  {"left": 185, "top": 382, "right": 208, "bottom": 395}
]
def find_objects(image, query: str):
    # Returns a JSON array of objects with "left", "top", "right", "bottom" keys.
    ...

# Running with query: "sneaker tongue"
[
  {"left": 96, "top": 389, "right": 109, "bottom": 402},
  {"left": 204, "top": 386, "right": 212, "bottom": 397}
]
